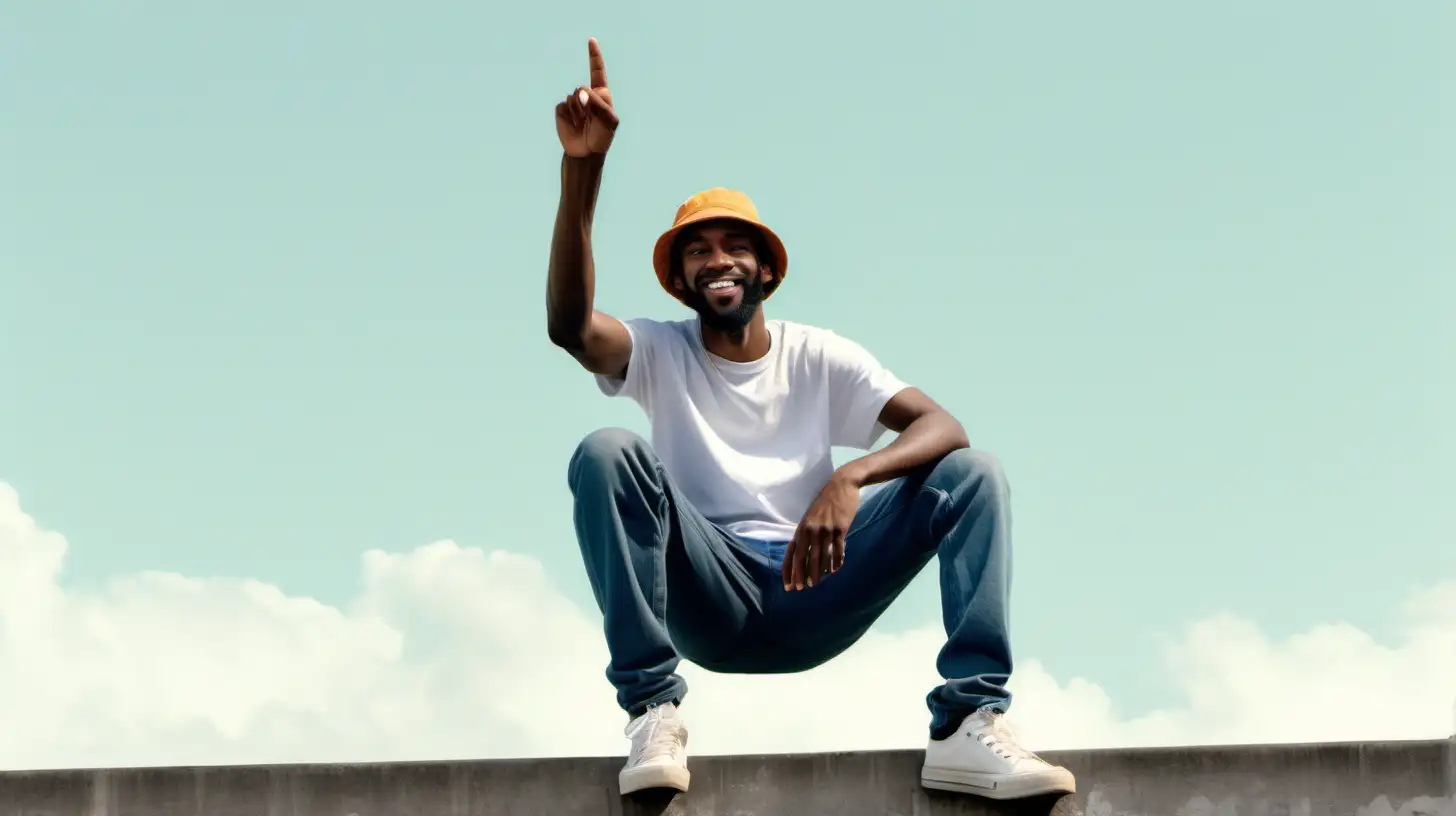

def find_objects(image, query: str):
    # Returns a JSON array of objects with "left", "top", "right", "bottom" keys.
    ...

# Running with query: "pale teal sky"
[{"left": 4, "top": 0, "right": 1451, "bottom": 720}]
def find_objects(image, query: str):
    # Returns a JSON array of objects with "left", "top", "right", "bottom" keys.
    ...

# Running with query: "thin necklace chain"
[{"left": 697, "top": 325, "right": 731, "bottom": 379}]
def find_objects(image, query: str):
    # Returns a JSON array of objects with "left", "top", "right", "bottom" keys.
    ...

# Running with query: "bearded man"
[{"left": 545, "top": 37, "right": 1075, "bottom": 804}]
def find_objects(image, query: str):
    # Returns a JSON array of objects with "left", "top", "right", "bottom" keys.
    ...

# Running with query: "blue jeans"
[{"left": 567, "top": 427, "right": 1014, "bottom": 740}]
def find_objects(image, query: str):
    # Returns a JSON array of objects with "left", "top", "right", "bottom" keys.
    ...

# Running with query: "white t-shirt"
[{"left": 595, "top": 316, "right": 910, "bottom": 543}]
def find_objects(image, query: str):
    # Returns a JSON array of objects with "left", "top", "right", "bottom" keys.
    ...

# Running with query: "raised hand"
[{"left": 555, "top": 38, "right": 618, "bottom": 157}]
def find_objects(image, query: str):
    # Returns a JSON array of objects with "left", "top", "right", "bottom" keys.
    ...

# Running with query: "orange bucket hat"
[{"left": 652, "top": 187, "right": 789, "bottom": 301}]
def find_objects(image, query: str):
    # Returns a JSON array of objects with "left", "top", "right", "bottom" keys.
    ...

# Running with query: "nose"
[{"left": 706, "top": 248, "right": 735, "bottom": 270}]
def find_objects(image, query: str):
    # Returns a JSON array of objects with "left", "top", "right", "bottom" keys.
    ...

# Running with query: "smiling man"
[{"left": 545, "top": 38, "right": 1074, "bottom": 803}]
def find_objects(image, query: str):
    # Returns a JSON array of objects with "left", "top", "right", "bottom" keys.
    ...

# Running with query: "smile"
[{"left": 702, "top": 279, "right": 742, "bottom": 293}]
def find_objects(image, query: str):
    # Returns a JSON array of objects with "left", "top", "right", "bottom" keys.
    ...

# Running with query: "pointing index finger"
[{"left": 588, "top": 37, "right": 608, "bottom": 89}]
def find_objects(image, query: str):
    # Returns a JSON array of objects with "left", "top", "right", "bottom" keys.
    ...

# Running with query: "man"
[{"left": 546, "top": 38, "right": 1075, "bottom": 802}]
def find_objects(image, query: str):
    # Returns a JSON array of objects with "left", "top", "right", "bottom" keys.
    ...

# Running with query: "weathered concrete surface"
[{"left": 0, "top": 739, "right": 1450, "bottom": 816}]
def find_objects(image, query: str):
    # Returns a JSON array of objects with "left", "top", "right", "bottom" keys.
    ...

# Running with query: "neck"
[{"left": 700, "top": 313, "right": 771, "bottom": 362}]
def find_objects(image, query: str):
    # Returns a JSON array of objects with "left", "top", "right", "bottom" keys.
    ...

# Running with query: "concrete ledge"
[{"left": 1, "top": 739, "right": 1450, "bottom": 815}]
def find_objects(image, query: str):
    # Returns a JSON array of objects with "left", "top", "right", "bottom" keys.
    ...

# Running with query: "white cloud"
[{"left": 0, "top": 481, "right": 1451, "bottom": 771}]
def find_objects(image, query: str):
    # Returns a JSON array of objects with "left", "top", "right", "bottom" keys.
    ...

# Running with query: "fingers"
[
  {"left": 784, "top": 526, "right": 844, "bottom": 591},
  {"left": 806, "top": 529, "right": 823, "bottom": 587},
  {"left": 588, "top": 37, "right": 608, "bottom": 89},
  {"left": 581, "top": 86, "right": 618, "bottom": 127},
  {"left": 815, "top": 528, "right": 840, "bottom": 584},
  {"left": 558, "top": 90, "right": 585, "bottom": 128},
  {"left": 792, "top": 533, "right": 815, "bottom": 588},
  {"left": 560, "top": 86, "right": 616, "bottom": 128},
  {"left": 555, "top": 100, "right": 577, "bottom": 128}
]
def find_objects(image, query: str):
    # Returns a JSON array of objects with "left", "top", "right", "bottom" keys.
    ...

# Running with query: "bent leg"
[
  {"left": 568, "top": 427, "right": 767, "bottom": 717},
  {"left": 746, "top": 448, "right": 1013, "bottom": 738},
  {"left": 914, "top": 453, "right": 1074, "bottom": 798},
  {"left": 919, "top": 448, "right": 1014, "bottom": 738}
]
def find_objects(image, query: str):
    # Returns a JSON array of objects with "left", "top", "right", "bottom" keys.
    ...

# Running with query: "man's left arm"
[
  {"left": 833, "top": 387, "right": 970, "bottom": 490},
  {"left": 784, "top": 386, "right": 969, "bottom": 591}
]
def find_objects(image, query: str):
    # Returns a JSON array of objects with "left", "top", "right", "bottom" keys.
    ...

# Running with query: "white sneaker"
[
  {"left": 619, "top": 702, "right": 690, "bottom": 795},
  {"left": 921, "top": 708, "right": 1075, "bottom": 800}
]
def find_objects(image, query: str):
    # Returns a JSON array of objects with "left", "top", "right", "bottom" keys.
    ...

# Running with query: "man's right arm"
[{"left": 545, "top": 152, "right": 633, "bottom": 379}]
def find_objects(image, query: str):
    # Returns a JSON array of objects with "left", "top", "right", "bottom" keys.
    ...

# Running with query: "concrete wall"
[{"left": 0, "top": 738, "right": 1450, "bottom": 816}]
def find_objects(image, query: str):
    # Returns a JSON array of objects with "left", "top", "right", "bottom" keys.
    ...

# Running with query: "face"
[{"left": 672, "top": 221, "right": 776, "bottom": 333}]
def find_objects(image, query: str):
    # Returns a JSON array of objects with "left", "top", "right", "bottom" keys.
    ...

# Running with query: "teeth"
[{"left": 707, "top": 280, "right": 737, "bottom": 290}]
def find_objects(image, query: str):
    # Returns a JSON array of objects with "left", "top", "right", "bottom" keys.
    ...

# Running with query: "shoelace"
[{"left": 971, "top": 712, "right": 1038, "bottom": 762}]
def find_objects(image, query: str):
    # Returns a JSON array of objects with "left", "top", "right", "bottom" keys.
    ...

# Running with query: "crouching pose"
[{"left": 546, "top": 37, "right": 1075, "bottom": 803}]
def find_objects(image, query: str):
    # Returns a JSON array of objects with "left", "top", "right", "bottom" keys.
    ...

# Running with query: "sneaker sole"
[
  {"left": 619, "top": 763, "right": 690, "bottom": 795},
  {"left": 920, "top": 765, "right": 1075, "bottom": 800}
]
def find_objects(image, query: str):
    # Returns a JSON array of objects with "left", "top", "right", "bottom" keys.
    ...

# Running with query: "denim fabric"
[{"left": 567, "top": 427, "right": 1014, "bottom": 739}]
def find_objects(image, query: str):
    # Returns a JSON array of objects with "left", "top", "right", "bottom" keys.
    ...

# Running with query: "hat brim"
[{"left": 653, "top": 210, "right": 788, "bottom": 302}]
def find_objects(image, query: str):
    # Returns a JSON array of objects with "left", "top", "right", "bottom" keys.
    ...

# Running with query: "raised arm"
[{"left": 546, "top": 38, "right": 633, "bottom": 378}]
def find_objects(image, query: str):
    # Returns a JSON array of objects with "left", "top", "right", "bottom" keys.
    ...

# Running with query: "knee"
[
  {"left": 568, "top": 427, "right": 653, "bottom": 486},
  {"left": 575, "top": 427, "right": 648, "bottom": 462},
  {"left": 927, "top": 448, "right": 1009, "bottom": 499}
]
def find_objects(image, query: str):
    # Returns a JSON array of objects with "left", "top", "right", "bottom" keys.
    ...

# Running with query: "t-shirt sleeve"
[
  {"left": 594, "top": 317, "right": 660, "bottom": 408},
  {"left": 821, "top": 329, "right": 911, "bottom": 450}
]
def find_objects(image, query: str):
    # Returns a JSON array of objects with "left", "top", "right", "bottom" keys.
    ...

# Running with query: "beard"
[{"left": 683, "top": 272, "right": 767, "bottom": 334}]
